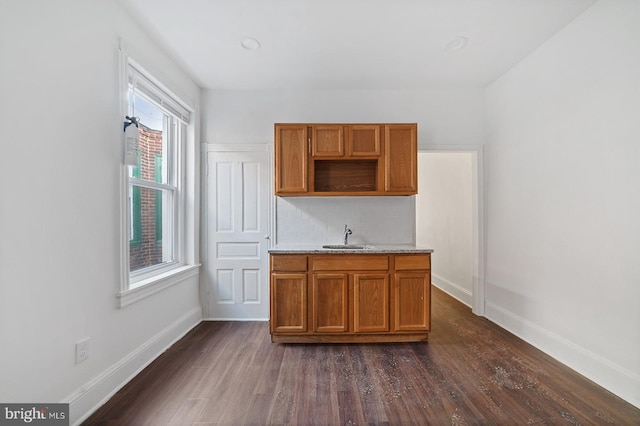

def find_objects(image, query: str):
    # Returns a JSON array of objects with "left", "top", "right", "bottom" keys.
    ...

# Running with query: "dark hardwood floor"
[{"left": 84, "top": 288, "right": 640, "bottom": 425}]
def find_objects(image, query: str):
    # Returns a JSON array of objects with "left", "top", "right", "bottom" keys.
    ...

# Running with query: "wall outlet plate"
[{"left": 76, "top": 338, "right": 90, "bottom": 364}]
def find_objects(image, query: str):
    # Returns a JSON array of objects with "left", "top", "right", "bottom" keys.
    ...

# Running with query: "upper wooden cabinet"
[
  {"left": 311, "top": 125, "right": 344, "bottom": 157},
  {"left": 385, "top": 124, "right": 417, "bottom": 193},
  {"left": 310, "top": 124, "right": 381, "bottom": 158},
  {"left": 274, "top": 123, "right": 417, "bottom": 196},
  {"left": 274, "top": 125, "right": 308, "bottom": 194},
  {"left": 349, "top": 125, "right": 381, "bottom": 157}
]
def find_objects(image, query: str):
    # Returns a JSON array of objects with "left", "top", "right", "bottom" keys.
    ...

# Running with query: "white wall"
[
  {"left": 417, "top": 153, "right": 474, "bottom": 306},
  {"left": 203, "top": 88, "right": 486, "bottom": 147},
  {"left": 485, "top": 0, "right": 640, "bottom": 408},
  {"left": 203, "top": 88, "right": 486, "bottom": 245},
  {"left": 0, "top": 1, "right": 202, "bottom": 423},
  {"left": 276, "top": 196, "right": 415, "bottom": 245}
]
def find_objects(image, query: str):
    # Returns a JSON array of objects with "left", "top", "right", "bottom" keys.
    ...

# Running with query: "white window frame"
[{"left": 117, "top": 43, "right": 199, "bottom": 307}]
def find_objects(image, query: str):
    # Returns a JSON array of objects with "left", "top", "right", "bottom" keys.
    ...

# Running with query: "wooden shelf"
[{"left": 313, "top": 160, "right": 378, "bottom": 192}]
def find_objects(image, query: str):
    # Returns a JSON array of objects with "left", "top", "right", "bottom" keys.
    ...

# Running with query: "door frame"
[
  {"left": 419, "top": 145, "right": 486, "bottom": 316},
  {"left": 200, "top": 143, "right": 274, "bottom": 319}
]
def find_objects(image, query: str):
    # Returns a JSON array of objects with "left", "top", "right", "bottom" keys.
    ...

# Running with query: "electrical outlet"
[{"left": 76, "top": 338, "right": 90, "bottom": 364}]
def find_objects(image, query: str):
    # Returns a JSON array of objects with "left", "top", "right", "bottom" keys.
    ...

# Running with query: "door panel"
[
  {"left": 394, "top": 272, "right": 430, "bottom": 331},
  {"left": 271, "top": 273, "right": 307, "bottom": 333},
  {"left": 312, "top": 273, "right": 348, "bottom": 333},
  {"left": 206, "top": 150, "right": 270, "bottom": 319},
  {"left": 312, "top": 125, "right": 344, "bottom": 157},
  {"left": 385, "top": 124, "right": 417, "bottom": 193},
  {"left": 353, "top": 273, "right": 389, "bottom": 333},
  {"left": 275, "top": 125, "right": 307, "bottom": 193}
]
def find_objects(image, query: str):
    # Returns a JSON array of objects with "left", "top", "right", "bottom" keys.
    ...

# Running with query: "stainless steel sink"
[{"left": 322, "top": 244, "right": 368, "bottom": 250}]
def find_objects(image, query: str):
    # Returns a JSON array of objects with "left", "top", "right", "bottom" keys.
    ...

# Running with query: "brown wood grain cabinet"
[
  {"left": 385, "top": 124, "right": 418, "bottom": 193},
  {"left": 349, "top": 124, "right": 381, "bottom": 157},
  {"left": 353, "top": 273, "right": 390, "bottom": 333},
  {"left": 270, "top": 255, "right": 308, "bottom": 333},
  {"left": 394, "top": 254, "right": 431, "bottom": 332},
  {"left": 270, "top": 273, "right": 307, "bottom": 333},
  {"left": 274, "top": 124, "right": 308, "bottom": 194},
  {"left": 394, "top": 272, "right": 430, "bottom": 331},
  {"left": 312, "top": 273, "right": 349, "bottom": 333},
  {"left": 274, "top": 123, "right": 417, "bottom": 196},
  {"left": 270, "top": 252, "right": 431, "bottom": 343},
  {"left": 311, "top": 125, "right": 344, "bottom": 157}
]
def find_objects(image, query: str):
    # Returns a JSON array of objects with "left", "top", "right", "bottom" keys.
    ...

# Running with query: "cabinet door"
[
  {"left": 348, "top": 125, "right": 380, "bottom": 157},
  {"left": 393, "top": 272, "right": 430, "bottom": 331},
  {"left": 271, "top": 273, "right": 307, "bottom": 333},
  {"left": 275, "top": 124, "right": 308, "bottom": 194},
  {"left": 312, "top": 125, "right": 344, "bottom": 157},
  {"left": 312, "top": 273, "right": 348, "bottom": 333},
  {"left": 353, "top": 273, "right": 389, "bottom": 333},
  {"left": 385, "top": 124, "right": 417, "bottom": 193}
]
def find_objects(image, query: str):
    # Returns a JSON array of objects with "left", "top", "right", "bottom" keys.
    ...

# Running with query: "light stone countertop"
[{"left": 268, "top": 244, "right": 433, "bottom": 254}]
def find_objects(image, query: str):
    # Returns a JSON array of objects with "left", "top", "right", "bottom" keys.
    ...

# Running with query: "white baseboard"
[
  {"left": 67, "top": 307, "right": 202, "bottom": 425},
  {"left": 485, "top": 302, "right": 640, "bottom": 409},
  {"left": 432, "top": 273, "right": 472, "bottom": 307}
]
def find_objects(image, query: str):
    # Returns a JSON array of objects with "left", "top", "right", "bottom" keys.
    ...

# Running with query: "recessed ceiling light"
[
  {"left": 445, "top": 36, "right": 468, "bottom": 52},
  {"left": 241, "top": 37, "right": 261, "bottom": 50}
]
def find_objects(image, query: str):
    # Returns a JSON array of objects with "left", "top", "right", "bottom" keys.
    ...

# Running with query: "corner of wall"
[
  {"left": 67, "top": 307, "right": 202, "bottom": 425},
  {"left": 485, "top": 302, "right": 640, "bottom": 409}
]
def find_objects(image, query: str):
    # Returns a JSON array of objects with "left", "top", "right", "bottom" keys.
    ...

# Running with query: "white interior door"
[{"left": 205, "top": 148, "right": 270, "bottom": 320}]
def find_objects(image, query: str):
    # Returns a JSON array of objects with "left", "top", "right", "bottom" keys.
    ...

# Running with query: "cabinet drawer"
[
  {"left": 271, "top": 255, "right": 307, "bottom": 272},
  {"left": 312, "top": 255, "right": 388, "bottom": 271},
  {"left": 395, "top": 254, "right": 430, "bottom": 270}
]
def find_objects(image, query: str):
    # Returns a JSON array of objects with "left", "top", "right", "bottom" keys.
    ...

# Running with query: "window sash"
[
  {"left": 128, "top": 183, "right": 177, "bottom": 277},
  {"left": 128, "top": 61, "right": 191, "bottom": 124},
  {"left": 126, "top": 63, "right": 182, "bottom": 278},
  {"left": 129, "top": 177, "right": 175, "bottom": 192}
]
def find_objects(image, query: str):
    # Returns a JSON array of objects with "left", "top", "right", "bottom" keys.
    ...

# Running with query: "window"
[
  {"left": 127, "top": 89, "right": 175, "bottom": 273},
  {"left": 118, "top": 52, "right": 199, "bottom": 307}
]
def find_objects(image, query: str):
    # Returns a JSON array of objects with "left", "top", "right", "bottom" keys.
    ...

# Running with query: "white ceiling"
[{"left": 119, "top": 0, "right": 597, "bottom": 90}]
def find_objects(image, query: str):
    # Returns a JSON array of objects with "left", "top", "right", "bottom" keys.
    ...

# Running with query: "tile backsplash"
[{"left": 275, "top": 196, "right": 415, "bottom": 245}]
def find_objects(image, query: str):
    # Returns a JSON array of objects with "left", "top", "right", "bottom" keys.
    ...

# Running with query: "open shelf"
[{"left": 314, "top": 160, "right": 378, "bottom": 192}]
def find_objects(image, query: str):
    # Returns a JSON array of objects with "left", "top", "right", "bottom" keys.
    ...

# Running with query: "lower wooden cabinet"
[
  {"left": 394, "top": 272, "right": 430, "bottom": 331},
  {"left": 270, "top": 253, "right": 431, "bottom": 343},
  {"left": 353, "top": 273, "right": 389, "bottom": 333},
  {"left": 312, "top": 273, "right": 348, "bottom": 333},
  {"left": 270, "top": 273, "right": 307, "bottom": 333}
]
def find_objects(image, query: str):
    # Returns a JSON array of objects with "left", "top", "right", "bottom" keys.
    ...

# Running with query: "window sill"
[{"left": 117, "top": 264, "right": 200, "bottom": 308}]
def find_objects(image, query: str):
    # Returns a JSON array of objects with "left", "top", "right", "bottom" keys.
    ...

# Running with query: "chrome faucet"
[{"left": 343, "top": 224, "right": 352, "bottom": 245}]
